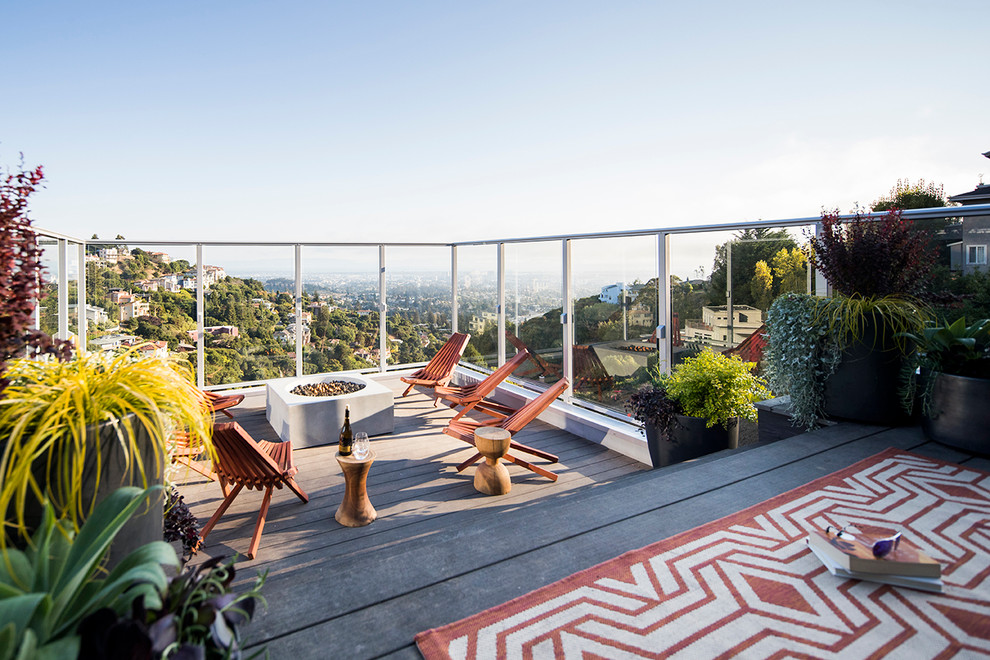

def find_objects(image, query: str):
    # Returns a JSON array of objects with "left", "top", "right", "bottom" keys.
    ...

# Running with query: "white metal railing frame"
[{"left": 31, "top": 204, "right": 990, "bottom": 416}]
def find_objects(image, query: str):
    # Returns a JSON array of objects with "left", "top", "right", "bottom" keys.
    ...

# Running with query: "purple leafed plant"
[
  {"left": 808, "top": 208, "right": 936, "bottom": 298},
  {"left": 0, "top": 157, "right": 72, "bottom": 392}
]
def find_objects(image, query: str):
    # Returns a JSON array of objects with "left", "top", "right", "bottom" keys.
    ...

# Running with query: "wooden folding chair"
[
  {"left": 505, "top": 330, "right": 562, "bottom": 380},
  {"left": 199, "top": 422, "right": 308, "bottom": 560},
  {"left": 204, "top": 390, "right": 245, "bottom": 418},
  {"left": 434, "top": 349, "right": 530, "bottom": 422},
  {"left": 573, "top": 345, "right": 614, "bottom": 399},
  {"left": 170, "top": 430, "right": 216, "bottom": 481},
  {"left": 400, "top": 332, "right": 471, "bottom": 403},
  {"left": 443, "top": 378, "right": 568, "bottom": 482}
]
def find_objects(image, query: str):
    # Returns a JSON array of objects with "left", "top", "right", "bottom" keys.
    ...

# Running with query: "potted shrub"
[
  {"left": 900, "top": 318, "right": 990, "bottom": 452},
  {"left": 628, "top": 349, "right": 770, "bottom": 467},
  {"left": 767, "top": 208, "right": 933, "bottom": 428},
  {"left": 0, "top": 347, "right": 213, "bottom": 565}
]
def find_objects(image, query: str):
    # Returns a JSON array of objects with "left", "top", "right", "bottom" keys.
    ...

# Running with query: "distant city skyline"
[{"left": 7, "top": 2, "right": 986, "bottom": 250}]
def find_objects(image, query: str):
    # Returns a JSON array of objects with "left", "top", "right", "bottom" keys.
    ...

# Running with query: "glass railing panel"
[
  {"left": 570, "top": 235, "right": 657, "bottom": 412},
  {"left": 300, "top": 245, "right": 380, "bottom": 374},
  {"left": 37, "top": 237, "right": 60, "bottom": 339},
  {"left": 81, "top": 243, "right": 200, "bottom": 371},
  {"left": 386, "top": 246, "right": 453, "bottom": 368},
  {"left": 673, "top": 227, "right": 812, "bottom": 360},
  {"left": 504, "top": 241, "right": 563, "bottom": 385},
  {"left": 454, "top": 245, "right": 497, "bottom": 369},
  {"left": 200, "top": 245, "right": 296, "bottom": 385}
]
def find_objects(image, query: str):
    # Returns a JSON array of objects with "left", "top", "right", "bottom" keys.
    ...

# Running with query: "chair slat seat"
[
  {"left": 204, "top": 390, "right": 245, "bottom": 418},
  {"left": 443, "top": 378, "right": 567, "bottom": 481},
  {"left": 200, "top": 422, "right": 308, "bottom": 560},
  {"left": 434, "top": 349, "right": 531, "bottom": 422},
  {"left": 401, "top": 332, "right": 471, "bottom": 404}
]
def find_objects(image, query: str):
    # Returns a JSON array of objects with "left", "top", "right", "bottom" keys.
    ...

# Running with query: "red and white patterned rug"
[{"left": 415, "top": 449, "right": 990, "bottom": 658}]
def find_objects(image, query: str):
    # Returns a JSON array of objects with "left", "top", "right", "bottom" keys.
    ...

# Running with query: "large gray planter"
[
  {"left": 644, "top": 415, "right": 738, "bottom": 468},
  {"left": 21, "top": 416, "right": 164, "bottom": 568},
  {"left": 921, "top": 372, "right": 990, "bottom": 454}
]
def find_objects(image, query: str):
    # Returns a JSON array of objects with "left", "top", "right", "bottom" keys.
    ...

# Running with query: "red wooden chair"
[
  {"left": 199, "top": 422, "right": 308, "bottom": 560},
  {"left": 434, "top": 349, "right": 531, "bottom": 422},
  {"left": 400, "top": 332, "right": 471, "bottom": 403},
  {"left": 505, "top": 331, "right": 562, "bottom": 380},
  {"left": 170, "top": 430, "right": 216, "bottom": 481},
  {"left": 443, "top": 378, "right": 568, "bottom": 481},
  {"left": 204, "top": 390, "right": 245, "bottom": 418},
  {"left": 573, "top": 345, "right": 614, "bottom": 399}
]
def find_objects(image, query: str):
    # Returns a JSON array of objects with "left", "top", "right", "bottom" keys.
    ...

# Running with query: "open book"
[
  {"left": 807, "top": 529, "right": 941, "bottom": 578},
  {"left": 807, "top": 542, "right": 943, "bottom": 593}
]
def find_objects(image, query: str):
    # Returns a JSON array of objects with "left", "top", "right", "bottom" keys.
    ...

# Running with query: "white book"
[{"left": 807, "top": 541, "right": 943, "bottom": 593}]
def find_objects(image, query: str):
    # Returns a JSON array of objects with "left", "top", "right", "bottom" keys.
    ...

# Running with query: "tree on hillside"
[
  {"left": 709, "top": 228, "right": 798, "bottom": 307},
  {"left": 872, "top": 179, "right": 950, "bottom": 211}
]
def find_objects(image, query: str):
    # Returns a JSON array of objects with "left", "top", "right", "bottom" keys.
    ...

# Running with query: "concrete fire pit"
[{"left": 266, "top": 374, "right": 394, "bottom": 448}]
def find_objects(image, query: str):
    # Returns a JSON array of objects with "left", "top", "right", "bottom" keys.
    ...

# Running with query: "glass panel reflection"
[
  {"left": 386, "top": 246, "right": 452, "bottom": 368},
  {"left": 301, "top": 246, "right": 380, "bottom": 374},
  {"left": 455, "top": 245, "right": 497, "bottom": 369},
  {"left": 570, "top": 235, "right": 657, "bottom": 411},
  {"left": 504, "top": 241, "right": 563, "bottom": 385}
]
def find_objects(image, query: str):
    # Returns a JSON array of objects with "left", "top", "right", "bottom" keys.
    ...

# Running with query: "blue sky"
[{"left": 4, "top": 1, "right": 987, "bottom": 261}]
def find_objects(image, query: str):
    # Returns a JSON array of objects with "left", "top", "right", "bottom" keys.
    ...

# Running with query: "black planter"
[
  {"left": 921, "top": 372, "right": 990, "bottom": 454},
  {"left": 644, "top": 415, "right": 739, "bottom": 468},
  {"left": 822, "top": 315, "right": 911, "bottom": 426}
]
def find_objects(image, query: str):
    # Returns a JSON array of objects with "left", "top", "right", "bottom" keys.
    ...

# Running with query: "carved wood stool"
[
  {"left": 335, "top": 450, "right": 377, "bottom": 527},
  {"left": 473, "top": 427, "right": 512, "bottom": 496}
]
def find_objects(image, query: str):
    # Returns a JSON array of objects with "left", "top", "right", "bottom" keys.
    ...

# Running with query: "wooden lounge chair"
[
  {"left": 204, "top": 390, "right": 245, "bottom": 418},
  {"left": 443, "top": 378, "right": 568, "bottom": 481},
  {"left": 170, "top": 430, "right": 216, "bottom": 481},
  {"left": 434, "top": 349, "right": 531, "bottom": 422},
  {"left": 199, "top": 422, "right": 308, "bottom": 560},
  {"left": 400, "top": 332, "right": 471, "bottom": 403},
  {"left": 572, "top": 345, "right": 614, "bottom": 399},
  {"left": 505, "top": 331, "right": 562, "bottom": 380}
]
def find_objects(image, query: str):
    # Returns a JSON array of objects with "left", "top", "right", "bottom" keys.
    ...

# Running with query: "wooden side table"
[
  {"left": 473, "top": 427, "right": 512, "bottom": 496},
  {"left": 335, "top": 450, "right": 377, "bottom": 527}
]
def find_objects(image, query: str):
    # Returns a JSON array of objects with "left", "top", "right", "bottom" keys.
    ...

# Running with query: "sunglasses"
[{"left": 825, "top": 525, "right": 902, "bottom": 558}]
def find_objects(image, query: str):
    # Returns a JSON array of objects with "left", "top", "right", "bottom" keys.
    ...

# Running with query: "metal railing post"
[
  {"left": 497, "top": 242, "right": 505, "bottom": 366},
  {"left": 77, "top": 242, "right": 87, "bottom": 352},
  {"left": 58, "top": 239, "right": 69, "bottom": 341},
  {"left": 295, "top": 244, "right": 303, "bottom": 376},
  {"left": 379, "top": 245, "right": 387, "bottom": 372},
  {"left": 814, "top": 222, "right": 829, "bottom": 297},
  {"left": 561, "top": 239, "right": 573, "bottom": 400},
  {"left": 196, "top": 245, "right": 205, "bottom": 388},
  {"left": 451, "top": 245, "right": 458, "bottom": 334},
  {"left": 658, "top": 232, "right": 671, "bottom": 374}
]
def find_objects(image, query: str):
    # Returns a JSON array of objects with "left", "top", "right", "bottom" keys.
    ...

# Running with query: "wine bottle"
[{"left": 339, "top": 405, "right": 353, "bottom": 456}]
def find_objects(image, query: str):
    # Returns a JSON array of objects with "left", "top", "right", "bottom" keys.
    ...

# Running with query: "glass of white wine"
[{"left": 353, "top": 432, "right": 370, "bottom": 459}]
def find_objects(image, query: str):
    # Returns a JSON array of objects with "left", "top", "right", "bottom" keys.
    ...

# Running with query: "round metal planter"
[
  {"left": 921, "top": 372, "right": 990, "bottom": 454},
  {"left": 644, "top": 415, "right": 739, "bottom": 468}
]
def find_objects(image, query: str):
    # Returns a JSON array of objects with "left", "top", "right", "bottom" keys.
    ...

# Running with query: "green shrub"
[{"left": 663, "top": 348, "right": 770, "bottom": 428}]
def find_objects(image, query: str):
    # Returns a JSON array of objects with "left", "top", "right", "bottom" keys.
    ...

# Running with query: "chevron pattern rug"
[{"left": 415, "top": 449, "right": 990, "bottom": 659}]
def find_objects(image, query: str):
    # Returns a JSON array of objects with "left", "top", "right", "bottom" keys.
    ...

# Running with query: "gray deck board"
[{"left": 174, "top": 382, "right": 985, "bottom": 659}]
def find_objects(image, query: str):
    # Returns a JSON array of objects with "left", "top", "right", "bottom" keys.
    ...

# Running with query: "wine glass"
[{"left": 353, "top": 432, "right": 370, "bottom": 459}]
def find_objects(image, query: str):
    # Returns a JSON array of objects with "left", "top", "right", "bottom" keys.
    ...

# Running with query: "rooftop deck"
[{"left": 176, "top": 378, "right": 990, "bottom": 659}]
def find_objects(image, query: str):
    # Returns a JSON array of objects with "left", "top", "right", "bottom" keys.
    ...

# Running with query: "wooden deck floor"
[{"left": 176, "top": 378, "right": 990, "bottom": 659}]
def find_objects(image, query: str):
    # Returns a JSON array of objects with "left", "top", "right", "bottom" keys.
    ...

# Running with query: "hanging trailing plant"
[{"left": 764, "top": 293, "right": 841, "bottom": 430}]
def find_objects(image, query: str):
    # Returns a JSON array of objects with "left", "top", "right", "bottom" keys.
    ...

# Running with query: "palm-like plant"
[{"left": 0, "top": 487, "right": 177, "bottom": 659}]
